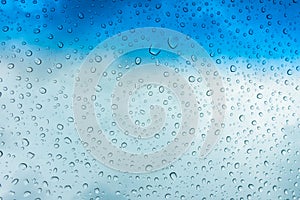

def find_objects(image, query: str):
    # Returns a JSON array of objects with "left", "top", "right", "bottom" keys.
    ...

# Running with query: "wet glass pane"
[{"left": 0, "top": 1, "right": 299, "bottom": 199}]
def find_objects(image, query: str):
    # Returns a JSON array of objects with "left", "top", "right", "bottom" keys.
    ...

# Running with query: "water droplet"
[
  {"left": 67, "top": 117, "right": 74, "bottom": 122},
  {"left": 257, "top": 93, "right": 263, "bottom": 99},
  {"left": 234, "top": 162, "right": 240, "bottom": 169},
  {"left": 19, "top": 162, "right": 28, "bottom": 170},
  {"left": 26, "top": 67, "right": 33, "bottom": 72},
  {"left": 167, "top": 37, "right": 178, "bottom": 49},
  {"left": 188, "top": 76, "right": 195, "bottom": 82},
  {"left": 95, "top": 55, "right": 102, "bottom": 63},
  {"left": 25, "top": 50, "right": 33, "bottom": 57},
  {"left": 56, "top": 63, "right": 63, "bottom": 69},
  {"left": 24, "top": 191, "right": 31, "bottom": 197},
  {"left": 7, "top": 63, "right": 14, "bottom": 69},
  {"left": 120, "top": 142, "right": 127, "bottom": 148},
  {"left": 159, "top": 86, "right": 164, "bottom": 93},
  {"left": 283, "top": 28, "right": 288, "bottom": 34},
  {"left": 22, "top": 138, "right": 30, "bottom": 146},
  {"left": 57, "top": 41, "right": 64, "bottom": 48},
  {"left": 169, "top": 172, "right": 177, "bottom": 180},
  {"left": 27, "top": 152, "right": 35, "bottom": 159},
  {"left": 39, "top": 87, "right": 47, "bottom": 94},
  {"left": 230, "top": 65, "right": 237, "bottom": 72},
  {"left": 145, "top": 164, "right": 153, "bottom": 171},
  {"left": 34, "top": 58, "right": 42, "bottom": 65},
  {"left": 64, "top": 137, "right": 72, "bottom": 144},
  {"left": 206, "top": 89, "right": 213, "bottom": 96},
  {"left": 57, "top": 124, "right": 64, "bottom": 130},
  {"left": 2, "top": 26, "right": 9, "bottom": 32},
  {"left": 78, "top": 12, "right": 85, "bottom": 19},
  {"left": 11, "top": 178, "right": 19, "bottom": 185},
  {"left": 149, "top": 45, "right": 161, "bottom": 56},
  {"left": 266, "top": 14, "right": 272, "bottom": 19},
  {"left": 226, "top": 136, "right": 231, "bottom": 142},
  {"left": 239, "top": 115, "right": 245, "bottom": 122},
  {"left": 135, "top": 57, "right": 141, "bottom": 65},
  {"left": 248, "top": 184, "right": 254, "bottom": 189}
]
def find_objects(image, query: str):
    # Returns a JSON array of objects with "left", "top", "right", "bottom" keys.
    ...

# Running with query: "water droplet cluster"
[{"left": 0, "top": 0, "right": 299, "bottom": 200}]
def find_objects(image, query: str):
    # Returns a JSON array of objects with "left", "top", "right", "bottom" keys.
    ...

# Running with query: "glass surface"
[{"left": 0, "top": 1, "right": 299, "bottom": 199}]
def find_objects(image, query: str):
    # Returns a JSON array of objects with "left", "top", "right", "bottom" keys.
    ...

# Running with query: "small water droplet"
[
  {"left": 239, "top": 115, "right": 245, "bottom": 122},
  {"left": 39, "top": 87, "right": 47, "bottom": 94},
  {"left": 57, "top": 41, "right": 64, "bottom": 48},
  {"left": 234, "top": 162, "right": 240, "bottom": 169},
  {"left": 169, "top": 172, "right": 177, "bottom": 180},
  {"left": 64, "top": 137, "right": 72, "bottom": 144},
  {"left": 24, "top": 191, "right": 31, "bottom": 197},
  {"left": 19, "top": 162, "right": 28, "bottom": 170},
  {"left": 188, "top": 76, "right": 195, "bottom": 82},
  {"left": 95, "top": 55, "right": 102, "bottom": 63},
  {"left": 159, "top": 86, "right": 164, "bottom": 93},
  {"left": 57, "top": 124, "right": 64, "bottom": 130},
  {"left": 34, "top": 58, "right": 42, "bottom": 65},
  {"left": 7, "top": 63, "right": 14, "bottom": 69},
  {"left": 206, "top": 89, "right": 213, "bottom": 96},
  {"left": 149, "top": 45, "right": 161, "bottom": 56},
  {"left": 230, "top": 65, "right": 237, "bottom": 72},
  {"left": 167, "top": 37, "right": 179, "bottom": 49},
  {"left": 25, "top": 50, "right": 33, "bottom": 57},
  {"left": 287, "top": 69, "right": 292, "bottom": 75},
  {"left": 226, "top": 136, "right": 231, "bottom": 142},
  {"left": 145, "top": 164, "right": 153, "bottom": 171},
  {"left": 257, "top": 93, "right": 263, "bottom": 99},
  {"left": 78, "top": 12, "right": 85, "bottom": 19},
  {"left": 56, "top": 63, "right": 63, "bottom": 69},
  {"left": 2, "top": 26, "right": 9, "bottom": 32},
  {"left": 135, "top": 57, "right": 141, "bottom": 65}
]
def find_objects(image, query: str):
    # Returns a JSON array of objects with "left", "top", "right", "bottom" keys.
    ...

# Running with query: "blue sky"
[{"left": 0, "top": 0, "right": 299, "bottom": 62}]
